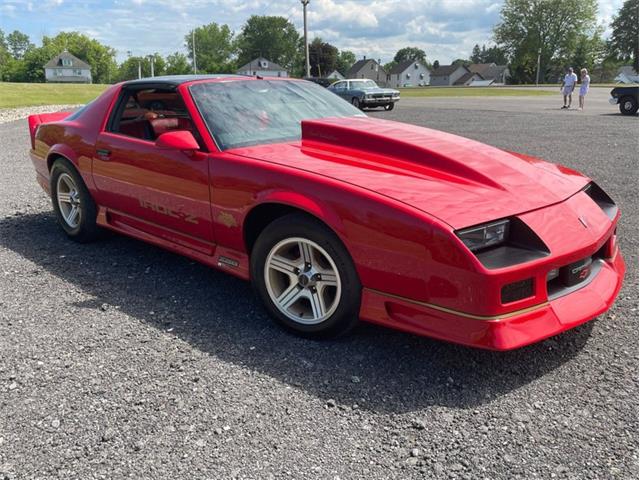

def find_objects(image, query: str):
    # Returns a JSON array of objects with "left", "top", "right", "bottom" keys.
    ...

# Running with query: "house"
[
  {"left": 236, "top": 57, "right": 288, "bottom": 77},
  {"left": 387, "top": 60, "right": 431, "bottom": 87},
  {"left": 469, "top": 63, "right": 510, "bottom": 84},
  {"left": 345, "top": 57, "right": 388, "bottom": 86},
  {"left": 327, "top": 70, "right": 344, "bottom": 80},
  {"left": 453, "top": 71, "right": 483, "bottom": 86},
  {"left": 614, "top": 66, "right": 639, "bottom": 84},
  {"left": 44, "top": 51, "right": 92, "bottom": 83},
  {"left": 429, "top": 64, "right": 471, "bottom": 86}
]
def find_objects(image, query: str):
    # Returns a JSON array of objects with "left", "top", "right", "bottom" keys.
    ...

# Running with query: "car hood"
[
  {"left": 229, "top": 117, "right": 589, "bottom": 229},
  {"left": 363, "top": 87, "right": 398, "bottom": 94}
]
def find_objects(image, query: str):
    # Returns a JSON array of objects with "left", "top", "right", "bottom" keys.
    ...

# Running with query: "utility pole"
[
  {"left": 149, "top": 55, "right": 155, "bottom": 77},
  {"left": 192, "top": 30, "right": 197, "bottom": 74},
  {"left": 301, "top": 0, "right": 310, "bottom": 78},
  {"left": 536, "top": 48, "right": 541, "bottom": 86},
  {"left": 138, "top": 60, "right": 142, "bottom": 79}
]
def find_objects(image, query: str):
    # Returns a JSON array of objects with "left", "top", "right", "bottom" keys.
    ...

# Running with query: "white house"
[
  {"left": 44, "top": 51, "right": 92, "bottom": 83},
  {"left": 387, "top": 60, "right": 431, "bottom": 88},
  {"left": 327, "top": 70, "right": 344, "bottom": 80},
  {"left": 237, "top": 57, "right": 288, "bottom": 78}
]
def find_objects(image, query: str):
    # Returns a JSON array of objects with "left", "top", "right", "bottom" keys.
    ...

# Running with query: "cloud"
[{"left": 0, "top": 0, "right": 624, "bottom": 64}]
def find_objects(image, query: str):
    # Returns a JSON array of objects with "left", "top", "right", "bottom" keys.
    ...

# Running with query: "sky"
[{"left": 0, "top": 0, "right": 624, "bottom": 65}]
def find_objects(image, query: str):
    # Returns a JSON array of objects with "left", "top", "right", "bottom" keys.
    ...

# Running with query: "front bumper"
[
  {"left": 362, "top": 97, "right": 399, "bottom": 106},
  {"left": 359, "top": 248, "right": 625, "bottom": 351}
]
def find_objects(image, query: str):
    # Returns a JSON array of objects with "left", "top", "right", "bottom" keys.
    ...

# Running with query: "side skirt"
[{"left": 96, "top": 206, "right": 251, "bottom": 281}]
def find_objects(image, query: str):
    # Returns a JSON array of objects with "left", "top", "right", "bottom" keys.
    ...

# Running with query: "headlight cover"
[{"left": 456, "top": 219, "right": 510, "bottom": 252}]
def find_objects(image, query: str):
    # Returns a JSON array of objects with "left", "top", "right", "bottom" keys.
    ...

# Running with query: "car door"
[
  {"left": 92, "top": 86, "right": 214, "bottom": 255},
  {"left": 332, "top": 81, "right": 348, "bottom": 100}
]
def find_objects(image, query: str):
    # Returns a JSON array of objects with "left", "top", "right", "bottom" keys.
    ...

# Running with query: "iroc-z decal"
[{"left": 138, "top": 199, "right": 198, "bottom": 224}]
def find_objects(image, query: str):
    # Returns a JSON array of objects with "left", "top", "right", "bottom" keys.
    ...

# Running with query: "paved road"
[{"left": 0, "top": 97, "right": 637, "bottom": 479}]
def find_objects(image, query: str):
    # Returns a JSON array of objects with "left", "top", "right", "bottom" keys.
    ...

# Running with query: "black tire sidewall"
[
  {"left": 352, "top": 97, "right": 361, "bottom": 109},
  {"left": 50, "top": 158, "right": 100, "bottom": 242},
  {"left": 251, "top": 214, "right": 361, "bottom": 338},
  {"left": 620, "top": 96, "right": 638, "bottom": 115}
]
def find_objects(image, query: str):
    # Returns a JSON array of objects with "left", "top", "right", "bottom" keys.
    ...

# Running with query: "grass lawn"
[
  {"left": 0, "top": 82, "right": 109, "bottom": 108},
  {"left": 398, "top": 87, "right": 554, "bottom": 97}
]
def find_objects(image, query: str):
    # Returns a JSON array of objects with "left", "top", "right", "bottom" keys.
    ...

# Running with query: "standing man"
[{"left": 561, "top": 67, "right": 578, "bottom": 109}]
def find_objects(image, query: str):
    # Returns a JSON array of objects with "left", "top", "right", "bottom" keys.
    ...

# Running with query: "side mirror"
[{"left": 155, "top": 130, "right": 199, "bottom": 151}]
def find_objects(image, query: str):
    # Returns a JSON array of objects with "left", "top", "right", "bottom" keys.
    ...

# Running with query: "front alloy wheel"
[
  {"left": 265, "top": 237, "right": 341, "bottom": 324},
  {"left": 251, "top": 214, "right": 361, "bottom": 338}
]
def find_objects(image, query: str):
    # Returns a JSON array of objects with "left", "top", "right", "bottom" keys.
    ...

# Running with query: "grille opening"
[{"left": 501, "top": 278, "right": 534, "bottom": 304}]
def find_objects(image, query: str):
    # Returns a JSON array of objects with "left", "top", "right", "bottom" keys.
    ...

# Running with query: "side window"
[
  {"left": 334, "top": 82, "right": 346, "bottom": 91},
  {"left": 107, "top": 88, "right": 198, "bottom": 143}
]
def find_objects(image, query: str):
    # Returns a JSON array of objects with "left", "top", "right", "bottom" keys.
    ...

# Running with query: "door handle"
[{"left": 96, "top": 148, "right": 111, "bottom": 159}]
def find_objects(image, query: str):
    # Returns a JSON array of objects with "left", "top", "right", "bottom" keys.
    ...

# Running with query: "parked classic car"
[
  {"left": 609, "top": 86, "right": 639, "bottom": 115},
  {"left": 328, "top": 79, "right": 400, "bottom": 110},
  {"left": 27, "top": 75, "right": 624, "bottom": 350}
]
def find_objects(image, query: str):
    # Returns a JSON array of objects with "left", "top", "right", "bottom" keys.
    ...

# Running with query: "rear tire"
[
  {"left": 50, "top": 158, "right": 102, "bottom": 243},
  {"left": 619, "top": 96, "right": 638, "bottom": 115},
  {"left": 251, "top": 214, "right": 361, "bottom": 338}
]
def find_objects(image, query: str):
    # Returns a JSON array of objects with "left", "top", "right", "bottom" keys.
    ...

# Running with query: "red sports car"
[{"left": 28, "top": 75, "right": 625, "bottom": 350}]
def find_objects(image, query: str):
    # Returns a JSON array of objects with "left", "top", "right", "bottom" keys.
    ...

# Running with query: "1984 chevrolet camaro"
[{"left": 28, "top": 75, "right": 625, "bottom": 350}]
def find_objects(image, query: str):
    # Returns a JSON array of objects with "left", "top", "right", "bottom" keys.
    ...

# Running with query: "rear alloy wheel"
[
  {"left": 351, "top": 97, "right": 361, "bottom": 109},
  {"left": 251, "top": 214, "right": 361, "bottom": 338},
  {"left": 384, "top": 103, "right": 395, "bottom": 111},
  {"left": 50, "top": 158, "right": 101, "bottom": 242},
  {"left": 619, "top": 96, "right": 638, "bottom": 115}
]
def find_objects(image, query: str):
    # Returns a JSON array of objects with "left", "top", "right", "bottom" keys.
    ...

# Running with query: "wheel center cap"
[{"left": 298, "top": 274, "right": 311, "bottom": 287}]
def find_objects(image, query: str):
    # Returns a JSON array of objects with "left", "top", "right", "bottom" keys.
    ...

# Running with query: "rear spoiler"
[{"left": 27, "top": 111, "right": 72, "bottom": 149}]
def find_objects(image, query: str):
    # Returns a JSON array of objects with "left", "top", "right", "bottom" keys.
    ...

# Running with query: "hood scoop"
[{"left": 301, "top": 117, "right": 511, "bottom": 189}]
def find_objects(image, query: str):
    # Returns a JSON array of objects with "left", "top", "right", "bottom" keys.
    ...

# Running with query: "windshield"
[
  {"left": 351, "top": 80, "right": 378, "bottom": 89},
  {"left": 190, "top": 79, "right": 364, "bottom": 150}
]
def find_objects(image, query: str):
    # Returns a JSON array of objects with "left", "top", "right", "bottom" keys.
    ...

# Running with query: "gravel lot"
[{"left": 0, "top": 95, "right": 637, "bottom": 480}]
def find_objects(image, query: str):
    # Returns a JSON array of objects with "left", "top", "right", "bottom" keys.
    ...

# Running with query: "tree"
[
  {"left": 335, "top": 50, "right": 356, "bottom": 75},
  {"left": 0, "top": 29, "right": 10, "bottom": 76},
  {"left": 470, "top": 44, "right": 508, "bottom": 64},
  {"left": 236, "top": 16, "right": 301, "bottom": 72},
  {"left": 186, "top": 22, "right": 236, "bottom": 73},
  {"left": 393, "top": 47, "right": 427, "bottom": 64},
  {"left": 7, "top": 30, "right": 33, "bottom": 59},
  {"left": 116, "top": 54, "right": 165, "bottom": 81},
  {"left": 609, "top": 0, "right": 638, "bottom": 71},
  {"left": 494, "top": 0, "right": 598, "bottom": 83},
  {"left": 165, "top": 52, "right": 192, "bottom": 75},
  {"left": 452, "top": 58, "right": 470, "bottom": 67},
  {"left": 308, "top": 38, "right": 338, "bottom": 77}
]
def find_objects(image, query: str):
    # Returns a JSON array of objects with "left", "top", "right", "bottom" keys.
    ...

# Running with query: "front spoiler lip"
[{"left": 359, "top": 251, "right": 625, "bottom": 351}]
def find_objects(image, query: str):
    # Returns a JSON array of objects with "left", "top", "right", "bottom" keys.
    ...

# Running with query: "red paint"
[{"left": 27, "top": 76, "right": 625, "bottom": 350}]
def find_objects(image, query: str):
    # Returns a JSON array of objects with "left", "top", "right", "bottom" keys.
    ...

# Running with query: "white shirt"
[
  {"left": 563, "top": 72, "right": 578, "bottom": 87},
  {"left": 580, "top": 75, "right": 590, "bottom": 90}
]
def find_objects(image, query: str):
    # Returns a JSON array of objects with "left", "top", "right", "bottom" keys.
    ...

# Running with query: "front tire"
[
  {"left": 50, "top": 158, "right": 101, "bottom": 243},
  {"left": 384, "top": 103, "right": 395, "bottom": 111},
  {"left": 351, "top": 97, "right": 361, "bottom": 109},
  {"left": 619, "top": 96, "right": 638, "bottom": 115},
  {"left": 251, "top": 214, "right": 361, "bottom": 338}
]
